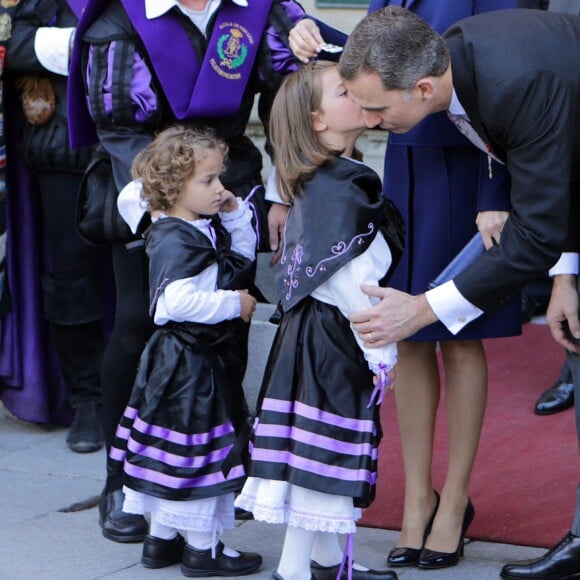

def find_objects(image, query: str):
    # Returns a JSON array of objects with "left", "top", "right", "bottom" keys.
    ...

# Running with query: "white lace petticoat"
[
  {"left": 234, "top": 477, "right": 361, "bottom": 534},
  {"left": 123, "top": 486, "right": 236, "bottom": 533}
]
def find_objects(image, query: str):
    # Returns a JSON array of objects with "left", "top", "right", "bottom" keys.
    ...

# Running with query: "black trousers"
[{"left": 37, "top": 171, "right": 104, "bottom": 408}]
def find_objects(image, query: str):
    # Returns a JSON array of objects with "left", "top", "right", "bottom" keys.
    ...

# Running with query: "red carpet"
[{"left": 361, "top": 323, "right": 580, "bottom": 548}]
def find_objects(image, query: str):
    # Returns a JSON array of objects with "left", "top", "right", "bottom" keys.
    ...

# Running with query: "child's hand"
[
  {"left": 238, "top": 289, "right": 257, "bottom": 323},
  {"left": 219, "top": 190, "right": 238, "bottom": 213}
]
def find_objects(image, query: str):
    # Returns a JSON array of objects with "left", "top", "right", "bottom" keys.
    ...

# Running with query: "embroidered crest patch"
[{"left": 211, "top": 21, "right": 252, "bottom": 80}]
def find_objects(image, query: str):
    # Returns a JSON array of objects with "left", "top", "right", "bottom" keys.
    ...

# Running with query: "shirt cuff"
[
  {"left": 219, "top": 198, "right": 252, "bottom": 224},
  {"left": 549, "top": 253, "right": 579, "bottom": 276},
  {"left": 264, "top": 167, "right": 289, "bottom": 205},
  {"left": 117, "top": 179, "right": 148, "bottom": 233},
  {"left": 426, "top": 281, "right": 483, "bottom": 335},
  {"left": 34, "top": 27, "right": 75, "bottom": 76}
]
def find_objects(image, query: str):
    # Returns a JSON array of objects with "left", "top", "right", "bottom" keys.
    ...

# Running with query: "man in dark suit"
[{"left": 338, "top": 6, "right": 580, "bottom": 579}]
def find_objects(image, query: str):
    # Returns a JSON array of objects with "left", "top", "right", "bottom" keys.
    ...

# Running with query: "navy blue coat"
[{"left": 369, "top": 0, "right": 521, "bottom": 341}]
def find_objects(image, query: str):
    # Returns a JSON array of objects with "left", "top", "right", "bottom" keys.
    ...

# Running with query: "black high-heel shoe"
[
  {"left": 387, "top": 490, "right": 440, "bottom": 567},
  {"left": 417, "top": 498, "right": 475, "bottom": 569}
]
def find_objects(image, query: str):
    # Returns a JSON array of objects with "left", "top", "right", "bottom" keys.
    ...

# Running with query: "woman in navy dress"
[{"left": 368, "top": 0, "right": 521, "bottom": 570}]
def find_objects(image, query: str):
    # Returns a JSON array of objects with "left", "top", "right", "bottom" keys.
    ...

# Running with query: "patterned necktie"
[{"left": 447, "top": 111, "right": 503, "bottom": 178}]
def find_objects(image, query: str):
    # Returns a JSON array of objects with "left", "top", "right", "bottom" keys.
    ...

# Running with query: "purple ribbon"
[
  {"left": 245, "top": 184, "right": 264, "bottom": 249},
  {"left": 337, "top": 533, "right": 354, "bottom": 580},
  {"left": 367, "top": 362, "right": 392, "bottom": 408}
]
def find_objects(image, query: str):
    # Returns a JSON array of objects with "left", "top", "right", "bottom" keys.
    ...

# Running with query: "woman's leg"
[
  {"left": 424, "top": 338, "right": 487, "bottom": 553},
  {"left": 394, "top": 341, "right": 441, "bottom": 549}
]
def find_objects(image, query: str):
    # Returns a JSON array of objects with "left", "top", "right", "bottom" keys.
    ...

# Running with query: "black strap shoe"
[
  {"left": 534, "top": 381, "right": 574, "bottom": 415},
  {"left": 500, "top": 532, "right": 580, "bottom": 579},
  {"left": 66, "top": 402, "right": 104, "bottom": 453},
  {"left": 181, "top": 541, "right": 262, "bottom": 577},
  {"left": 311, "top": 561, "right": 398, "bottom": 579},
  {"left": 98, "top": 488, "right": 148, "bottom": 543},
  {"left": 141, "top": 534, "right": 185, "bottom": 568}
]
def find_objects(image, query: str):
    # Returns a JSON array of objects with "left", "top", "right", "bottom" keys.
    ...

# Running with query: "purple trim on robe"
[
  {"left": 132, "top": 415, "right": 234, "bottom": 446},
  {"left": 109, "top": 446, "right": 125, "bottom": 462},
  {"left": 262, "top": 0, "right": 304, "bottom": 79},
  {"left": 250, "top": 448, "right": 377, "bottom": 485},
  {"left": 0, "top": 92, "right": 71, "bottom": 425},
  {"left": 261, "top": 398, "right": 376, "bottom": 434},
  {"left": 97, "top": 43, "right": 157, "bottom": 123},
  {"left": 65, "top": 0, "right": 87, "bottom": 20},
  {"left": 255, "top": 423, "right": 377, "bottom": 459},
  {"left": 123, "top": 406, "right": 138, "bottom": 419},
  {"left": 124, "top": 462, "right": 245, "bottom": 489}
]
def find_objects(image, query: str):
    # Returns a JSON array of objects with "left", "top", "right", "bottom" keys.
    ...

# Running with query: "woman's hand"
[
  {"left": 289, "top": 18, "right": 323, "bottom": 63},
  {"left": 476, "top": 210, "right": 509, "bottom": 249}
]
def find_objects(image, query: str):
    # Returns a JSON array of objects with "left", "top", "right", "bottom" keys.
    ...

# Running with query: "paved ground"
[
  {"left": 0, "top": 397, "right": 547, "bottom": 580},
  {"left": 0, "top": 270, "right": 550, "bottom": 579}
]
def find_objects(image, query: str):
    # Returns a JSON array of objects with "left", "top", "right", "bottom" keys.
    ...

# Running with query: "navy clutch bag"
[{"left": 428, "top": 233, "right": 486, "bottom": 289}]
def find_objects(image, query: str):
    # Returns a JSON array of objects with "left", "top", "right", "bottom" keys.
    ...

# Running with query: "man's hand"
[
  {"left": 349, "top": 285, "right": 438, "bottom": 345},
  {"left": 547, "top": 274, "right": 580, "bottom": 353},
  {"left": 289, "top": 18, "right": 323, "bottom": 63},
  {"left": 476, "top": 210, "right": 509, "bottom": 249},
  {"left": 268, "top": 203, "right": 290, "bottom": 266}
]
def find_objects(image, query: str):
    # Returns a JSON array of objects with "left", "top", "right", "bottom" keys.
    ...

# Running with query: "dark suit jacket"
[{"left": 442, "top": 9, "right": 580, "bottom": 311}]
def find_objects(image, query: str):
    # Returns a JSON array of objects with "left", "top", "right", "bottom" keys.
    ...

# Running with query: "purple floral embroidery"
[
  {"left": 283, "top": 244, "right": 303, "bottom": 301},
  {"left": 306, "top": 223, "right": 375, "bottom": 278}
]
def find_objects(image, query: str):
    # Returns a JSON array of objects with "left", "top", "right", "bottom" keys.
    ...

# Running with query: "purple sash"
[{"left": 120, "top": 0, "right": 274, "bottom": 119}]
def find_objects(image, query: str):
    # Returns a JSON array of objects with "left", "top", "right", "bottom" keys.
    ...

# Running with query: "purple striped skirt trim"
[
  {"left": 131, "top": 416, "right": 234, "bottom": 446},
  {"left": 124, "top": 462, "right": 245, "bottom": 489},
  {"left": 109, "top": 445, "right": 125, "bottom": 462},
  {"left": 250, "top": 447, "right": 377, "bottom": 484},
  {"left": 114, "top": 425, "right": 131, "bottom": 442},
  {"left": 255, "top": 423, "right": 378, "bottom": 460},
  {"left": 126, "top": 438, "right": 232, "bottom": 468},
  {"left": 261, "top": 398, "right": 376, "bottom": 434}
]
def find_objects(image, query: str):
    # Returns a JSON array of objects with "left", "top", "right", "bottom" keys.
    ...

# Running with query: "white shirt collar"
[
  {"left": 145, "top": 0, "right": 248, "bottom": 21},
  {"left": 448, "top": 88, "right": 468, "bottom": 117}
]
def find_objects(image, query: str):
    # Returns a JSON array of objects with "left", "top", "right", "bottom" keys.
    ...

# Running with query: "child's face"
[
  {"left": 172, "top": 148, "right": 226, "bottom": 221},
  {"left": 316, "top": 67, "right": 366, "bottom": 137}
]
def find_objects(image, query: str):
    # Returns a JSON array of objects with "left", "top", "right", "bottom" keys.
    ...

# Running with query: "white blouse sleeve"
[
  {"left": 218, "top": 198, "right": 257, "bottom": 261},
  {"left": 153, "top": 275, "right": 241, "bottom": 325},
  {"left": 311, "top": 233, "right": 398, "bottom": 374}
]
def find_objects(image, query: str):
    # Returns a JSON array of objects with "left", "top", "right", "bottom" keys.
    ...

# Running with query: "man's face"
[{"left": 343, "top": 72, "right": 431, "bottom": 133}]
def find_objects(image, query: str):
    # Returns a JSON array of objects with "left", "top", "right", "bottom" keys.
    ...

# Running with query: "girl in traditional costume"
[
  {"left": 235, "top": 61, "right": 404, "bottom": 580},
  {"left": 108, "top": 126, "right": 262, "bottom": 577}
]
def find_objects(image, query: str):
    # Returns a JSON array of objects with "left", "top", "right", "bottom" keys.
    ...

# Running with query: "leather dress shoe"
[
  {"left": 141, "top": 534, "right": 185, "bottom": 568},
  {"left": 534, "top": 381, "right": 574, "bottom": 415},
  {"left": 500, "top": 531, "right": 580, "bottom": 579},
  {"left": 98, "top": 489, "right": 148, "bottom": 543},
  {"left": 387, "top": 490, "right": 440, "bottom": 567},
  {"left": 181, "top": 541, "right": 262, "bottom": 577},
  {"left": 417, "top": 498, "right": 475, "bottom": 569},
  {"left": 311, "top": 561, "right": 398, "bottom": 580}
]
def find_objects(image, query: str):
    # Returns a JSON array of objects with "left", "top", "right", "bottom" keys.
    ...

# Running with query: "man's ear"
[
  {"left": 416, "top": 77, "right": 435, "bottom": 100},
  {"left": 311, "top": 111, "right": 328, "bottom": 133}
]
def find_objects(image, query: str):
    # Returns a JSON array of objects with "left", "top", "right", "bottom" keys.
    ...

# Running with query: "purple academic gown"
[
  {"left": 369, "top": 0, "right": 521, "bottom": 341},
  {"left": 0, "top": 0, "right": 106, "bottom": 424}
]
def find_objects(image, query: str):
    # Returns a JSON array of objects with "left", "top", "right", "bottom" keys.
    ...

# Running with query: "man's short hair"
[{"left": 338, "top": 6, "right": 450, "bottom": 90}]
